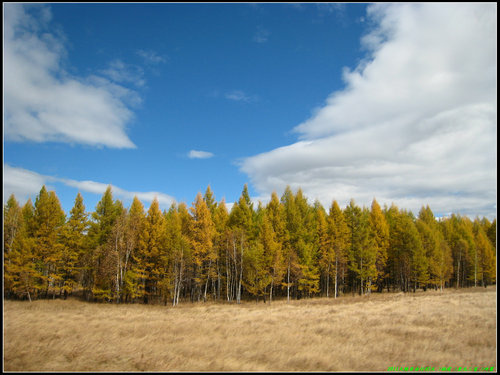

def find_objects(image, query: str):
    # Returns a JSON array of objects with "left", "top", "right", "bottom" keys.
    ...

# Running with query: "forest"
[{"left": 3, "top": 184, "right": 497, "bottom": 304}]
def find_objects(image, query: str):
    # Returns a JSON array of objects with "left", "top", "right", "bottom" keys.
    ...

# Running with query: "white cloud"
[
  {"left": 241, "top": 3, "right": 497, "bottom": 219},
  {"left": 3, "top": 165, "right": 176, "bottom": 209},
  {"left": 224, "top": 202, "right": 235, "bottom": 213},
  {"left": 131, "top": 191, "right": 176, "bottom": 207},
  {"left": 3, "top": 165, "right": 52, "bottom": 203},
  {"left": 4, "top": 4, "right": 137, "bottom": 149},
  {"left": 61, "top": 178, "right": 176, "bottom": 207},
  {"left": 188, "top": 150, "right": 214, "bottom": 159}
]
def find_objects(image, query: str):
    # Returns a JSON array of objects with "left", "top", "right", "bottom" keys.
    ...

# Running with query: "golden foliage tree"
[
  {"left": 190, "top": 192, "right": 216, "bottom": 302},
  {"left": 61, "top": 192, "right": 89, "bottom": 298},
  {"left": 32, "top": 186, "right": 66, "bottom": 299},
  {"left": 137, "top": 198, "right": 167, "bottom": 304},
  {"left": 369, "top": 199, "right": 390, "bottom": 292}
]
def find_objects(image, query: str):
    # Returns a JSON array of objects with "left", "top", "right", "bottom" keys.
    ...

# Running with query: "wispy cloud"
[
  {"left": 60, "top": 177, "right": 175, "bottom": 207},
  {"left": 316, "top": 3, "right": 348, "bottom": 26},
  {"left": 136, "top": 49, "right": 167, "bottom": 65},
  {"left": 4, "top": 4, "right": 137, "bottom": 149},
  {"left": 188, "top": 150, "right": 214, "bottom": 159},
  {"left": 100, "top": 59, "right": 146, "bottom": 87},
  {"left": 225, "top": 90, "right": 258, "bottom": 103},
  {"left": 316, "top": 3, "right": 346, "bottom": 15},
  {"left": 3, "top": 164, "right": 176, "bottom": 208},
  {"left": 241, "top": 3, "right": 497, "bottom": 219},
  {"left": 253, "top": 25, "right": 270, "bottom": 43}
]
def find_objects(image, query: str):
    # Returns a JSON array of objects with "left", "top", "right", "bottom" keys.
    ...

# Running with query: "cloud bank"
[
  {"left": 3, "top": 165, "right": 49, "bottom": 203},
  {"left": 3, "top": 165, "right": 176, "bottom": 209},
  {"left": 4, "top": 4, "right": 137, "bottom": 149},
  {"left": 241, "top": 3, "right": 497, "bottom": 219}
]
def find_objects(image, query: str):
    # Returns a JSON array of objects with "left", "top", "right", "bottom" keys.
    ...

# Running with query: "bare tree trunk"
[
  {"left": 269, "top": 278, "right": 273, "bottom": 303},
  {"left": 217, "top": 257, "right": 221, "bottom": 301},
  {"left": 116, "top": 264, "right": 120, "bottom": 303},
  {"left": 24, "top": 275, "right": 33, "bottom": 302},
  {"left": 226, "top": 241, "right": 231, "bottom": 302},
  {"left": 122, "top": 244, "right": 131, "bottom": 295},
  {"left": 177, "top": 254, "right": 184, "bottom": 305},
  {"left": 237, "top": 235, "right": 244, "bottom": 304},
  {"left": 173, "top": 275, "right": 178, "bottom": 306},
  {"left": 335, "top": 257, "right": 338, "bottom": 299},
  {"left": 173, "top": 259, "right": 178, "bottom": 306},
  {"left": 287, "top": 258, "right": 291, "bottom": 303},
  {"left": 45, "top": 274, "right": 50, "bottom": 299},
  {"left": 400, "top": 268, "right": 404, "bottom": 292},
  {"left": 233, "top": 236, "right": 238, "bottom": 302},
  {"left": 116, "top": 237, "right": 121, "bottom": 303},
  {"left": 474, "top": 250, "right": 477, "bottom": 287},
  {"left": 204, "top": 258, "right": 212, "bottom": 302},
  {"left": 326, "top": 262, "right": 330, "bottom": 298},
  {"left": 233, "top": 249, "right": 237, "bottom": 302},
  {"left": 360, "top": 257, "right": 364, "bottom": 295}
]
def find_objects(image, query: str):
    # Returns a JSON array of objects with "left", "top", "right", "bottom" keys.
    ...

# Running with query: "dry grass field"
[{"left": 3, "top": 287, "right": 497, "bottom": 372}]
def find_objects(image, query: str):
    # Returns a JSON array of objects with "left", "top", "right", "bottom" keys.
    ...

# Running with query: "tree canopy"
[{"left": 3, "top": 185, "right": 496, "bottom": 303}]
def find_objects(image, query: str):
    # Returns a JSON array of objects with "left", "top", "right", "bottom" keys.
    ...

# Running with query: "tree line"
[{"left": 3, "top": 184, "right": 496, "bottom": 304}]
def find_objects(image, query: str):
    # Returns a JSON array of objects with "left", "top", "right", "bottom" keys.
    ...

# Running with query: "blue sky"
[{"left": 4, "top": 3, "right": 497, "bottom": 219}]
